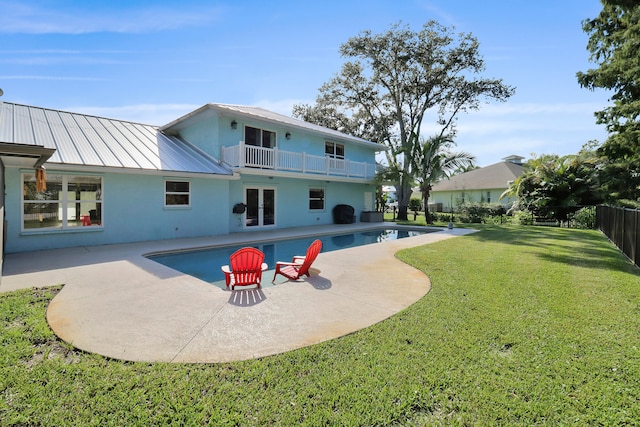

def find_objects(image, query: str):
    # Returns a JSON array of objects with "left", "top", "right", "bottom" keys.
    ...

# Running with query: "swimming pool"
[{"left": 147, "top": 228, "right": 434, "bottom": 289}]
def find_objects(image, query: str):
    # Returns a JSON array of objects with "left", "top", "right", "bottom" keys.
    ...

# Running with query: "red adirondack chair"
[
  {"left": 272, "top": 239, "right": 322, "bottom": 282},
  {"left": 221, "top": 247, "right": 268, "bottom": 290}
]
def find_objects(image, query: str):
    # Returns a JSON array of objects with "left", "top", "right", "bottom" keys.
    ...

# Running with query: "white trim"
[
  {"left": 21, "top": 172, "right": 104, "bottom": 232},
  {"left": 10, "top": 163, "right": 239, "bottom": 180},
  {"left": 243, "top": 186, "right": 277, "bottom": 229},
  {"left": 164, "top": 179, "right": 191, "bottom": 208},
  {"left": 308, "top": 186, "right": 325, "bottom": 211},
  {"left": 235, "top": 168, "right": 374, "bottom": 184}
]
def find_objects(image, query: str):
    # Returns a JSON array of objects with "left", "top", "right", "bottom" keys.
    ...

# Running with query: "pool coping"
[{"left": 1, "top": 223, "right": 476, "bottom": 363}]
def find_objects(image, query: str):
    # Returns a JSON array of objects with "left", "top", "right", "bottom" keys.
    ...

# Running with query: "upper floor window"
[
  {"left": 245, "top": 126, "right": 276, "bottom": 148},
  {"left": 22, "top": 173, "right": 103, "bottom": 230},
  {"left": 165, "top": 180, "right": 190, "bottom": 207},
  {"left": 325, "top": 142, "right": 345, "bottom": 170},
  {"left": 325, "top": 142, "right": 344, "bottom": 159}
]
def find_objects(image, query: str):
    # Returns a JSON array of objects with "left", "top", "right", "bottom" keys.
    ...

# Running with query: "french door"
[{"left": 245, "top": 187, "right": 275, "bottom": 227}]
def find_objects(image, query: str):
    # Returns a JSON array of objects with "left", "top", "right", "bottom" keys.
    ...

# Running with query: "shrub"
[
  {"left": 512, "top": 210, "right": 533, "bottom": 225},
  {"left": 409, "top": 198, "right": 422, "bottom": 212},
  {"left": 570, "top": 206, "right": 596, "bottom": 229},
  {"left": 457, "top": 202, "right": 505, "bottom": 223}
]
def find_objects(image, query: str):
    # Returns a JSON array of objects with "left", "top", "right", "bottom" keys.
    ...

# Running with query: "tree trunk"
[
  {"left": 422, "top": 190, "right": 432, "bottom": 225},
  {"left": 395, "top": 178, "right": 412, "bottom": 221}
]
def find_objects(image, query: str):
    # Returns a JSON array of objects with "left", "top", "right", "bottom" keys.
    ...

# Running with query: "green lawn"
[{"left": 2, "top": 225, "right": 640, "bottom": 425}]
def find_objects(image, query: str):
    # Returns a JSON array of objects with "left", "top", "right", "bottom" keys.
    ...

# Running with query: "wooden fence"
[{"left": 596, "top": 205, "right": 640, "bottom": 268}]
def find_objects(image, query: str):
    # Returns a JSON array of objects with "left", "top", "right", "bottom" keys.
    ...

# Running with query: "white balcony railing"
[{"left": 221, "top": 142, "right": 376, "bottom": 179}]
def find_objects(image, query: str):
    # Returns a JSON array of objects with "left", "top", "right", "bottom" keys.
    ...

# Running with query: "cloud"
[{"left": 0, "top": 1, "right": 223, "bottom": 34}]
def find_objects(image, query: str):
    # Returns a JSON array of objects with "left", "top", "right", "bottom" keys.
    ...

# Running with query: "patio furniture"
[
  {"left": 221, "top": 247, "right": 268, "bottom": 290},
  {"left": 332, "top": 204, "right": 355, "bottom": 224},
  {"left": 272, "top": 239, "right": 322, "bottom": 282}
]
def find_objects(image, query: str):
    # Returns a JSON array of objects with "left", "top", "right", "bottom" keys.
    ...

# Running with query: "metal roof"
[
  {"left": 162, "top": 103, "right": 386, "bottom": 151},
  {"left": 0, "top": 102, "right": 232, "bottom": 176}
]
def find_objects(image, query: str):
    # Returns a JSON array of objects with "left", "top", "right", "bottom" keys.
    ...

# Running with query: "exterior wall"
[
  {"left": 176, "top": 112, "right": 223, "bottom": 158},
  {"left": 228, "top": 175, "right": 376, "bottom": 233},
  {"left": 4, "top": 167, "right": 231, "bottom": 253},
  {"left": 178, "top": 112, "right": 377, "bottom": 168},
  {"left": 0, "top": 160, "right": 4, "bottom": 283},
  {"left": 430, "top": 189, "right": 516, "bottom": 212}
]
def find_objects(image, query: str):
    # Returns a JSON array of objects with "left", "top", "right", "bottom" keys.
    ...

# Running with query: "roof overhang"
[
  {"left": 235, "top": 168, "right": 376, "bottom": 184},
  {"left": 0, "top": 142, "right": 56, "bottom": 168},
  {"left": 161, "top": 103, "right": 388, "bottom": 152},
  {"left": 13, "top": 162, "right": 241, "bottom": 180}
]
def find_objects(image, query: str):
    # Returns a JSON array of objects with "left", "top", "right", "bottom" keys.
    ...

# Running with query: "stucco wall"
[
  {"left": 4, "top": 167, "right": 231, "bottom": 253},
  {"left": 228, "top": 175, "right": 376, "bottom": 233},
  {"left": 430, "top": 189, "right": 516, "bottom": 211}
]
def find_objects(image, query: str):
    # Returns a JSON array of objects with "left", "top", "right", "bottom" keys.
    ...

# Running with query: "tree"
[
  {"left": 293, "top": 21, "right": 514, "bottom": 220},
  {"left": 412, "top": 134, "right": 475, "bottom": 223},
  {"left": 503, "top": 148, "right": 604, "bottom": 221},
  {"left": 577, "top": 0, "right": 640, "bottom": 202}
]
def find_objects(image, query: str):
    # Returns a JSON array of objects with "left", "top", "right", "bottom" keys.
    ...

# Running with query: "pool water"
[{"left": 148, "top": 228, "right": 433, "bottom": 288}]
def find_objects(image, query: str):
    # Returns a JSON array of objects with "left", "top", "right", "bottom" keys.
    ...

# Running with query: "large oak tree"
[
  {"left": 293, "top": 21, "right": 514, "bottom": 219},
  {"left": 577, "top": 0, "right": 640, "bottom": 203}
]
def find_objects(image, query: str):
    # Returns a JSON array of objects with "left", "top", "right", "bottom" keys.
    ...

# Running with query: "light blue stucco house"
[
  {"left": 428, "top": 155, "right": 525, "bottom": 212},
  {"left": 0, "top": 102, "right": 384, "bottom": 257}
]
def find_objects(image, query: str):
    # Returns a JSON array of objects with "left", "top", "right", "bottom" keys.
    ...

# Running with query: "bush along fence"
[{"left": 597, "top": 205, "right": 640, "bottom": 268}]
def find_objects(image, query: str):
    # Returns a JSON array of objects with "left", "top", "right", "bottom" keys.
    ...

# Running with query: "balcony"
[{"left": 221, "top": 142, "right": 376, "bottom": 179}]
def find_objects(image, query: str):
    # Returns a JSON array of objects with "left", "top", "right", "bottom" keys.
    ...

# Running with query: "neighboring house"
[
  {"left": 0, "top": 102, "right": 384, "bottom": 257},
  {"left": 428, "top": 155, "right": 525, "bottom": 212}
]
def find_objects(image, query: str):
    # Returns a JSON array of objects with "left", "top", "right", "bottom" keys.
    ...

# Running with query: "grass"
[{"left": 2, "top": 225, "right": 640, "bottom": 425}]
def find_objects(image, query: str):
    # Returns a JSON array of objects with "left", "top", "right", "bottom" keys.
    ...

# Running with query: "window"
[
  {"left": 486, "top": 191, "right": 491, "bottom": 203},
  {"left": 22, "top": 173, "right": 102, "bottom": 230},
  {"left": 165, "top": 180, "right": 190, "bottom": 207},
  {"left": 245, "top": 126, "right": 276, "bottom": 148},
  {"left": 309, "top": 188, "right": 325, "bottom": 210},
  {"left": 325, "top": 142, "right": 344, "bottom": 159},
  {"left": 325, "top": 142, "right": 345, "bottom": 170}
]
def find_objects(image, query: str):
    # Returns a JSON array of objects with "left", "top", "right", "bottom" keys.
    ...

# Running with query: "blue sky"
[{"left": 1, "top": 0, "right": 610, "bottom": 166}]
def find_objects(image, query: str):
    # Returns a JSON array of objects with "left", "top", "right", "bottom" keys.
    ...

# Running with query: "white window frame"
[
  {"left": 325, "top": 142, "right": 345, "bottom": 171},
  {"left": 245, "top": 126, "right": 276, "bottom": 148},
  {"left": 309, "top": 187, "right": 325, "bottom": 211},
  {"left": 164, "top": 180, "right": 191, "bottom": 208},
  {"left": 325, "top": 141, "right": 345, "bottom": 159},
  {"left": 21, "top": 172, "right": 103, "bottom": 231}
]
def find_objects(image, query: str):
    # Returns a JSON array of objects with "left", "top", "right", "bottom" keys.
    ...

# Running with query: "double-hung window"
[
  {"left": 165, "top": 180, "right": 190, "bottom": 207},
  {"left": 309, "top": 188, "right": 325, "bottom": 210},
  {"left": 22, "top": 173, "right": 103, "bottom": 230}
]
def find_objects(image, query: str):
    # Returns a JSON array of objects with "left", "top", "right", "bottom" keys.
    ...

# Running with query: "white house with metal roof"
[
  {"left": 0, "top": 101, "right": 383, "bottom": 256},
  {"left": 427, "top": 155, "right": 525, "bottom": 212}
]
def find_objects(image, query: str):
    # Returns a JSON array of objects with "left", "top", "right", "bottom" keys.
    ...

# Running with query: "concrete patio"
[{"left": 0, "top": 224, "right": 475, "bottom": 363}]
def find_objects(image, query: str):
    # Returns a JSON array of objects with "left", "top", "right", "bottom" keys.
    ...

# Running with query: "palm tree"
[{"left": 412, "top": 135, "right": 475, "bottom": 224}]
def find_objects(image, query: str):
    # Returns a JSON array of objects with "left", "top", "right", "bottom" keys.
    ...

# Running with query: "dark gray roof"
[
  {"left": 0, "top": 102, "right": 232, "bottom": 175},
  {"left": 432, "top": 161, "right": 524, "bottom": 191}
]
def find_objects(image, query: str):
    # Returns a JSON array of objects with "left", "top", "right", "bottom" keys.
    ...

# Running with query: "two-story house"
[{"left": 0, "top": 102, "right": 383, "bottom": 255}]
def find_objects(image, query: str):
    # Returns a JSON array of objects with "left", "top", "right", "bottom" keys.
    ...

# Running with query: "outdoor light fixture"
[
  {"left": 285, "top": 132, "right": 291, "bottom": 140},
  {"left": 231, "top": 120, "right": 237, "bottom": 129}
]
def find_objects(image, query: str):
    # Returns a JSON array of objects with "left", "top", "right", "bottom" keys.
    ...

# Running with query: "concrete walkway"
[{"left": 0, "top": 224, "right": 475, "bottom": 363}]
